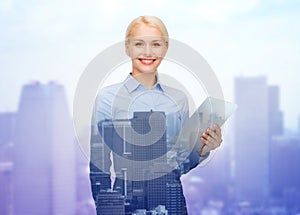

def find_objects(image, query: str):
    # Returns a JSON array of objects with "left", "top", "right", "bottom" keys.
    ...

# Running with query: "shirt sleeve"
[{"left": 89, "top": 88, "right": 113, "bottom": 202}]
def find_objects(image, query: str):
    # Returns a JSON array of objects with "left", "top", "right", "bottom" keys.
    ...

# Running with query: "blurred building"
[
  {"left": 234, "top": 76, "right": 269, "bottom": 204},
  {"left": 0, "top": 162, "right": 13, "bottom": 215},
  {"left": 194, "top": 139, "right": 232, "bottom": 203},
  {"left": 0, "top": 112, "right": 16, "bottom": 214},
  {"left": 268, "top": 85, "right": 284, "bottom": 137},
  {"left": 13, "top": 82, "right": 76, "bottom": 215},
  {"left": 270, "top": 136, "right": 300, "bottom": 208},
  {"left": 0, "top": 112, "right": 15, "bottom": 147}
]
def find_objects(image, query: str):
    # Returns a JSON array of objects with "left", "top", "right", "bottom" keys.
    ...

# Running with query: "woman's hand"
[{"left": 199, "top": 124, "right": 222, "bottom": 156}]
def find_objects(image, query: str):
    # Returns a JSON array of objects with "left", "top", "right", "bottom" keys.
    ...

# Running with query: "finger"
[
  {"left": 205, "top": 135, "right": 221, "bottom": 148},
  {"left": 207, "top": 128, "right": 222, "bottom": 143},
  {"left": 200, "top": 136, "right": 206, "bottom": 144},
  {"left": 202, "top": 131, "right": 222, "bottom": 147},
  {"left": 207, "top": 128, "right": 219, "bottom": 140},
  {"left": 201, "top": 139, "right": 216, "bottom": 151},
  {"left": 213, "top": 124, "right": 222, "bottom": 137},
  {"left": 200, "top": 137, "right": 214, "bottom": 153},
  {"left": 201, "top": 132, "right": 208, "bottom": 141}
]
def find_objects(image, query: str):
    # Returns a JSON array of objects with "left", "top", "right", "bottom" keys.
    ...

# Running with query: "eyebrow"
[
  {"left": 131, "top": 39, "right": 164, "bottom": 42},
  {"left": 131, "top": 39, "right": 144, "bottom": 42}
]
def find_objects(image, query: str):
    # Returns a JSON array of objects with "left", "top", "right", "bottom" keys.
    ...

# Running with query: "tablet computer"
[{"left": 173, "top": 96, "right": 237, "bottom": 155}]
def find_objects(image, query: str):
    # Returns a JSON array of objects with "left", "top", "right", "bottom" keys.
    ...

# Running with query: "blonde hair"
[{"left": 125, "top": 16, "right": 169, "bottom": 41}]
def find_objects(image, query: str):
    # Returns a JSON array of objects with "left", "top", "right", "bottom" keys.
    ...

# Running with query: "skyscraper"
[
  {"left": 94, "top": 111, "right": 186, "bottom": 213},
  {"left": 270, "top": 136, "right": 300, "bottom": 208},
  {"left": 0, "top": 112, "right": 15, "bottom": 146},
  {"left": 268, "top": 85, "right": 284, "bottom": 137},
  {"left": 0, "top": 112, "right": 15, "bottom": 215},
  {"left": 166, "top": 181, "right": 186, "bottom": 214},
  {"left": 90, "top": 123, "right": 111, "bottom": 201},
  {"left": 234, "top": 76, "right": 269, "bottom": 204},
  {"left": 0, "top": 162, "right": 13, "bottom": 215},
  {"left": 96, "top": 191, "right": 125, "bottom": 215},
  {"left": 13, "top": 81, "right": 76, "bottom": 215}
]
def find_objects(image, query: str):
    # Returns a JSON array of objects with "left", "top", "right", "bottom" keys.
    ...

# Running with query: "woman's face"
[{"left": 126, "top": 23, "right": 168, "bottom": 76}]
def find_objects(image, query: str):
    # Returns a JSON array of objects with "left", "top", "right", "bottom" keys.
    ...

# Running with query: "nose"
[{"left": 144, "top": 44, "right": 152, "bottom": 56}]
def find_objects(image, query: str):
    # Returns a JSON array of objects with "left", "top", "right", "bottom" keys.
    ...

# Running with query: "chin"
[
  {"left": 136, "top": 69, "right": 157, "bottom": 74},
  {"left": 133, "top": 63, "right": 159, "bottom": 75}
]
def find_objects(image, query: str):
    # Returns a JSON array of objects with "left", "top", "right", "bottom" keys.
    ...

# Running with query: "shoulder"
[
  {"left": 96, "top": 82, "right": 123, "bottom": 99},
  {"left": 161, "top": 84, "right": 188, "bottom": 103},
  {"left": 93, "top": 82, "right": 126, "bottom": 119},
  {"left": 100, "top": 82, "right": 125, "bottom": 93}
]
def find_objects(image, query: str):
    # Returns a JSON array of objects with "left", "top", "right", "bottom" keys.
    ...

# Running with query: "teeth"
[{"left": 140, "top": 59, "right": 154, "bottom": 65}]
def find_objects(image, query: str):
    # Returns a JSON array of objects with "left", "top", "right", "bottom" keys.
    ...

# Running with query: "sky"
[{"left": 0, "top": 0, "right": 300, "bottom": 131}]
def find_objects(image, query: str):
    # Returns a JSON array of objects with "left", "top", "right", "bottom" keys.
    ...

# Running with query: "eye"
[
  {"left": 134, "top": 42, "right": 144, "bottom": 47},
  {"left": 152, "top": 42, "right": 162, "bottom": 47}
]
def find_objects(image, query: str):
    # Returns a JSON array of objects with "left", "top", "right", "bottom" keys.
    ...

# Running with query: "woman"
[{"left": 90, "top": 15, "right": 222, "bottom": 214}]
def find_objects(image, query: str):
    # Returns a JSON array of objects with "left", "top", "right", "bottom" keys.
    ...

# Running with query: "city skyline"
[
  {"left": 1, "top": 76, "right": 300, "bottom": 214},
  {"left": 3, "top": 75, "right": 300, "bottom": 134}
]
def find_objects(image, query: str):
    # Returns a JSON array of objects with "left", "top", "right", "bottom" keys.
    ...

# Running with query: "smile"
[{"left": 138, "top": 58, "right": 156, "bottom": 65}]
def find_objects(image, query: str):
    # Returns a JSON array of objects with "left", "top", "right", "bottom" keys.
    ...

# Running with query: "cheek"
[
  {"left": 127, "top": 45, "right": 144, "bottom": 59},
  {"left": 154, "top": 58, "right": 163, "bottom": 65},
  {"left": 131, "top": 59, "right": 141, "bottom": 67},
  {"left": 127, "top": 49, "right": 138, "bottom": 59}
]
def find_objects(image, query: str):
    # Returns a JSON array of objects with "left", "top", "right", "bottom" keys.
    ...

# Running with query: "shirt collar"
[{"left": 124, "top": 74, "right": 165, "bottom": 93}]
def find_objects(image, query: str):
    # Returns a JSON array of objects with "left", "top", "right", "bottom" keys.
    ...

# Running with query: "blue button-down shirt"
[
  {"left": 93, "top": 74, "right": 188, "bottom": 141},
  {"left": 92, "top": 74, "right": 207, "bottom": 174}
]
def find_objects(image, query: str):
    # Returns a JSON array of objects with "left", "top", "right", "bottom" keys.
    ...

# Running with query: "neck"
[{"left": 131, "top": 71, "right": 157, "bottom": 89}]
